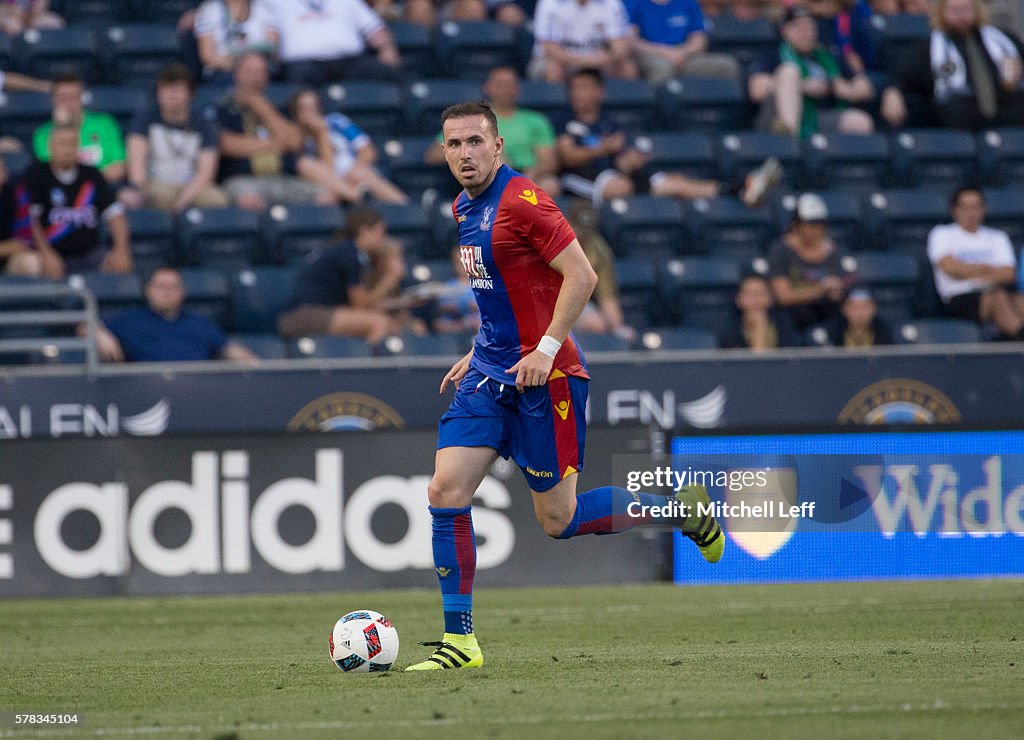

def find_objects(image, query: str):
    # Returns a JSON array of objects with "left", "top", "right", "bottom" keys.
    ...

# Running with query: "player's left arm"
[{"left": 507, "top": 240, "right": 597, "bottom": 391}]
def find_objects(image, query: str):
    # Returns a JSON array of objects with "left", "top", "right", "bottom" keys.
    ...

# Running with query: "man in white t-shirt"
[
  {"left": 529, "top": 0, "right": 638, "bottom": 82},
  {"left": 927, "top": 186, "right": 1024, "bottom": 339},
  {"left": 264, "top": 0, "right": 401, "bottom": 83}
]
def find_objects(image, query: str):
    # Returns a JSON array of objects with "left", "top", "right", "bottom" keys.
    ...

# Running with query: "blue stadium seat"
[
  {"left": 980, "top": 186, "right": 1024, "bottom": 246},
  {"left": 639, "top": 132, "right": 718, "bottom": 181},
  {"left": 658, "top": 255, "right": 742, "bottom": 330},
  {"left": 517, "top": 80, "right": 567, "bottom": 118},
  {"left": 870, "top": 13, "right": 930, "bottom": 72},
  {"left": 774, "top": 191, "right": 867, "bottom": 251},
  {"left": 641, "top": 327, "right": 718, "bottom": 350},
  {"left": 376, "top": 332, "right": 463, "bottom": 357},
  {"left": 54, "top": 0, "right": 130, "bottom": 26},
  {"left": 130, "top": 0, "right": 196, "bottom": 23},
  {"left": 803, "top": 133, "right": 892, "bottom": 191},
  {"left": 686, "top": 197, "right": 776, "bottom": 260},
  {"left": 381, "top": 136, "right": 459, "bottom": 203},
  {"left": 68, "top": 272, "right": 143, "bottom": 314},
  {"left": 320, "top": 81, "right": 403, "bottom": 141},
  {"left": 437, "top": 21, "right": 518, "bottom": 79},
  {"left": 264, "top": 82, "right": 303, "bottom": 114},
  {"left": 101, "top": 24, "right": 181, "bottom": 86},
  {"left": 977, "top": 128, "right": 1024, "bottom": 186},
  {"left": 192, "top": 85, "right": 231, "bottom": 118},
  {"left": 85, "top": 85, "right": 149, "bottom": 133},
  {"left": 842, "top": 251, "right": 920, "bottom": 323},
  {"left": 263, "top": 203, "right": 344, "bottom": 265},
  {"left": 389, "top": 22, "right": 436, "bottom": 79},
  {"left": 0, "top": 91, "right": 52, "bottom": 143},
  {"left": 602, "top": 78, "right": 657, "bottom": 131},
  {"left": 897, "top": 318, "right": 982, "bottom": 345},
  {"left": 16, "top": 28, "right": 102, "bottom": 83},
  {"left": 0, "top": 29, "right": 12, "bottom": 69},
  {"left": 863, "top": 189, "right": 949, "bottom": 253},
  {"left": 0, "top": 149, "right": 32, "bottom": 177},
  {"left": 706, "top": 14, "right": 776, "bottom": 69},
  {"left": 615, "top": 257, "right": 660, "bottom": 327},
  {"left": 230, "top": 266, "right": 296, "bottom": 333},
  {"left": 429, "top": 197, "right": 460, "bottom": 259},
  {"left": 407, "top": 257, "right": 455, "bottom": 287},
  {"left": 574, "top": 332, "right": 633, "bottom": 353},
  {"left": 404, "top": 79, "right": 481, "bottom": 135},
  {"left": 178, "top": 207, "right": 263, "bottom": 269},
  {"left": 716, "top": 132, "right": 804, "bottom": 189},
  {"left": 657, "top": 76, "right": 749, "bottom": 132},
  {"left": 228, "top": 333, "right": 286, "bottom": 360},
  {"left": 178, "top": 266, "right": 230, "bottom": 328},
  {"left": 599, "top": 196, "right": 687, "bottom": 258},
  {"left": 122, "top": 208, "right": 176, "bottom": 273},
  {"left": 891, "top": 129, "right": 977, "bottom": 186},
  {"left": 286, "top": 335, "right": 374, "bottom": 359},
  {"left": 374, "top": 202, "right": 434, "bottom": 258}
]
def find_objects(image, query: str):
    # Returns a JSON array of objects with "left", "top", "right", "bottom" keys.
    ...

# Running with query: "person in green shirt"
[{"left": 32, "top": 70, "right": 126, "bottom": 184}]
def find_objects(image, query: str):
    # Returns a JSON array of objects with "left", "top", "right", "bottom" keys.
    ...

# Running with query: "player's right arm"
[{"left": 440, "top": 348, "right": 473, "bottom": 394}]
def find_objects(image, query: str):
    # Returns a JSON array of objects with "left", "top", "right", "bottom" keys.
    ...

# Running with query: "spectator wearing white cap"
[{"left": 825, "top": 287, "right": 894, "bottom": 347}]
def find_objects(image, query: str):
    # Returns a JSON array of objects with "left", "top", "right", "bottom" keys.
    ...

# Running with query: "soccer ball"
[{"left": 329, "top": 610, "right": 399, "bottom": 673}]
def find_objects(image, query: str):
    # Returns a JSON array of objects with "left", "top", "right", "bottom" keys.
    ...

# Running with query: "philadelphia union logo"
[
  {"left": 289, "top": 393, "right": 406, "bottom": 432},
  {"left": 838, "top": 379, "right": 961, "bottom": 425}
]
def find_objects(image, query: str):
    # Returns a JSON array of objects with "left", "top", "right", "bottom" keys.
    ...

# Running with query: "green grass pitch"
[{"left": 1, "top": 580, "right": 1022, "bottom": 739}]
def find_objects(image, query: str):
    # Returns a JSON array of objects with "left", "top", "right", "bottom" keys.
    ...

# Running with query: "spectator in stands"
[
  {"left": 215, "top": 52, "right": 327, "bottom": 210},
  {"left": 124, "top": 64, "right": 229, "bottom": 213},
  {"left": 928, "top": 186, "right": 1024, "bottom": 339},
  {"left": 194, "top": 0, "right": 279, "bottom": 84},
  {"left": 529, "top": 0, "right": 638, "bottom": 82},
  {"left": 289, "top": 89, "right": 409, "bottom": 205},
  {"left": 627, "top": 0, "right": 741, "bottom": 83},
  {"left": 767, "top": 193, "right": 852, "bottom": 331},
  {"left": 432, "top": 246, "right": 480, "bottom": 334},
  {"left": 94, "top": 266, "right": 258, "bottom": 363},
  {"left": 747, "top": 5, "right": 874, "bottom": 139},
  {"left": 32, "top": 71, "right": 126, "bottom": 185},
  {"left": 264, "top": 0, "right": 401, "bottom": 84},
  {"left": 823, "top": 287, "right": 894, "bottom": 347},
  {"left": 553, "top": 67, "right": 782, "bottom": 205},
  {"left": 881, "top": 0, "right": 1024, "bottom": 131},
  {"left": 720, "top": 273, "right": 799, "bottom": 350},
  {"left": 0, "top": 158, "right": 35, "bottom": 275},
  {"left": 563, "top": 199, "right": 636, "bottom": 341},
  {"left": 0, "top": 0, "right": 62, "bottom": 35},
  {"left": 278, "top": 206, "right": 421, "bottom": 343},
  {"left": 23, "top": 123, "right": 132, "bottom": 278},
  {"left": 809, "top": 0, "right": 878, "bottom": 71}
]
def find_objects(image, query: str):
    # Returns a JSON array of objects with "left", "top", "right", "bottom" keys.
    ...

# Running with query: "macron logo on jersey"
[{"left": 518, "top": 189, "right": 539, "bottom": 205}]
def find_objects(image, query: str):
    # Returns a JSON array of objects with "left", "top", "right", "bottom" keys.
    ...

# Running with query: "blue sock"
[
  {"left": 430, "top": 505, "right": 475, "bottom": 635},
  {"left": 558, "top": 486, "right": 678, "bottom": 539}
]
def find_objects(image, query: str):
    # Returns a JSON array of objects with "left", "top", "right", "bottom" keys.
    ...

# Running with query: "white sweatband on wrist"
[{"left": 537, "top": 334, "right": 562, "bottom": 359}]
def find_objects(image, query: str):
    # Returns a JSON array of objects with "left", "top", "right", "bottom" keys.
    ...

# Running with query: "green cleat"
[
  {"left": 404, "top": 632, "right": 484, "bottom": 671},
  {"left": 675, "top": 484, "right": 725, "bottom": 563}
]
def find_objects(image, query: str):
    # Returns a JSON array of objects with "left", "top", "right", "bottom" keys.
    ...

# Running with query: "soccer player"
[{"left": 405, "top": 102, "right": 724, "bottom": 672}]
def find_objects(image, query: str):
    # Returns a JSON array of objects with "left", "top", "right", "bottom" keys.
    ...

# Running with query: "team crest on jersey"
[{"left": 480, "top": 205, "right": 493, "bottom": 231}]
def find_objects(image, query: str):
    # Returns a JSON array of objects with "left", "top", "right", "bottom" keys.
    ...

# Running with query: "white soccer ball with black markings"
[{"left": 329, "top": 610, "right": 400, "bottom": 673}]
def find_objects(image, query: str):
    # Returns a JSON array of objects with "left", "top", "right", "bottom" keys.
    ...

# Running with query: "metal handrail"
[{"left": 0, "top": 281, "right": 100, "bottom": 373}]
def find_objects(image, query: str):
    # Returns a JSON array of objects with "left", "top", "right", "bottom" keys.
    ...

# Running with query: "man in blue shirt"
[
  {"left": 96, "top": 267, "right": 257, "bottom": 363},
  {"left": 626, "top": 0, "right": 739, "bottom": 82}
]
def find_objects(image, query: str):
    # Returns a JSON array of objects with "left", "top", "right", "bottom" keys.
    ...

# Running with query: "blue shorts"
[{"left": 437, "top": 367, "right": 588, "bottom": 492}]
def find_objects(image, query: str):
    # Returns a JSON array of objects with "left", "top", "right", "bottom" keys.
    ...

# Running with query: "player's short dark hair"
[
  {"left": 950, "top": 185, "right": 984, "bottom": 208},
  {"left": 569, "top": 67, "right": 604, "bottom": 87},
  {"left": 440, "top": 101, "right": 499, "bottom": 136},
  {"left": 343, "top": 206, "right": 385, "bottom": 239},
  {"left": 156, "top": 62, "right": 195, "bottom": 92},
  {"left": 51, "top": 69, "right": 84, "bottom": 88}
]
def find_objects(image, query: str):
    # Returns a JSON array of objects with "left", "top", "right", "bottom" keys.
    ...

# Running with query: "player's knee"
[
  {"left": 427, "top": 475, "right": 471, "bottom": 509},
  {"left": 536, "top": 509, "right": 573, "bottom": 538}
]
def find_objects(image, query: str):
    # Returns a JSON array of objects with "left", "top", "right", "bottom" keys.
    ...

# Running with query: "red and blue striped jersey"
[{"left": 454, "top": 164, "right": 589, "bottom": 382}]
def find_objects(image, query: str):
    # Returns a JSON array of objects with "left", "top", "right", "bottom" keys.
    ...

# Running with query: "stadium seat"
[
  {"left": 686, "top": 197, "right": 776, "bottom": 260},
  {"left": 602, "top": 78, "right": 657, "bottom": 131},
  {"left": 320, "top": 81, "right": 403, "bottom": 141},
  {"left": 0, "top": 91, "right": 52, "bottom": 143},
  {"left": 376, "top": 332, "right": 463, "bottom": 357},
  {"left": 286, "top": 334, "right": 373, "bottom": 359},
  {"left": 130, "top": 0, "right": 196, "bottom": 23},
  {"left": 641, "top": 327, "right": 718, "bottom": 350},
  {"left": 0, "top": 29, "right": 12, "bottom": 69},
  {"left": 863, "top": 189, "right": 949, "bottom": 253},
  {"left": 803, "top": 133, "right": 892, "bottom": 192},
  {"left": 15, "top": 28, "right": 102, "bottom": 83},
  {"left": 0, "top": 149, "right": 32, "bottom": 177},
  {"left": 230, "top": 266, "right": 296, "bottom": 333},
  {"left": 842, "top": 251, "right": 920, "bottom": 323},
  {"left": 388, "top": 22, "right": 436, "bottom": 79},
  {"left": 657, "top": 75, "right": 749, "bottom": 132},
  {"left": 192, "top": 85, "right": 231, "bottom": 117},
  {"left": 897, "top": 318, "right": 982, "bottom": 345},
  {"left": 84, "top": 85, "right": 150, "bottom": 133},
  {"left": 891, "top": 129, "right": 977, "bottom": 187},
  {"left": 101, "top": 24, "right": 181, "bottom": 86},
  {"left": 977, "top": 128, "right": 1024, "bottom": 186},
  {"left": 598, "top": 196, "right": 687, "bottom": 258},
  {"left": 658, "top": 256, "right": 742, "bottom": 330},
  {"left": 706, "top": 14, "right": 776, "bottom": 69},
  {"left": 122, "top": 208, "right": 176, "bottom": 273},
  {"left": 178, "top": 207, "right": 264, "bottom": 269},
  {"left": 375, "top": 202, "right": 434, "bottom": 259},
  {"left": 67, "top": 272, "right": 143, "bottom": 314},
  {"left": 574, "top": 332, "right": 633, "bottom": 353},
  {"left": 980, "top": 186, "right": 1024, "bottom": 246},
  {"left": 264, "top": 82, "right": 303, "bottom": 114},
  {"left": 774, "top": 192, "right": 867, "bottom": 251},
  {"left": 615, "top": 257, "right": 660, "bottom": 327},
  {"left": 871, "top": 13, "right": 930, "bottom": 72},
  {"left": 263, "top": 203, "right": 344, "bottom": 265},
  {"left": 639, "top": 132, "right": 717, "bottom": 181},
  {"left": 716, "top": 132, "right": 804, "bottom": 190},
  {"left": 406, "top": 257, "right": 455, "bottom": 287},
  {"left": 437, "top": 21, "right": 518, "bottom": 79},
  {"left": 381, "top": 136, "right": 459, "bottom": 204},
  {"left": 404, "top": 79, "right": 481, "bottom": 135},
  {"left": 178, "top": 266, "right": 230, "bottom": 328},
  {"left": 55, "top": 0, "right": 130, "bottom": 26},
  {"left": 429, "top": 197, "right": 460, "bottom": 259},
  {"left": 228, "top": 332, "right": 286, "bottom": 360},
  {"left": 517, "top": 80, "right": 567, "bottom": 119}
]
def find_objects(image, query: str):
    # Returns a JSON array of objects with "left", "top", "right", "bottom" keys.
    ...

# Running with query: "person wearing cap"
[
  {"left": 747, "top": 4, "right": 874, "bottom": 138},
  {"left": 767, "top": 193, "right": 854, "bottom": 331},
  {"left": 825, "top": 287, "right": 894, "bottom": 347}
]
